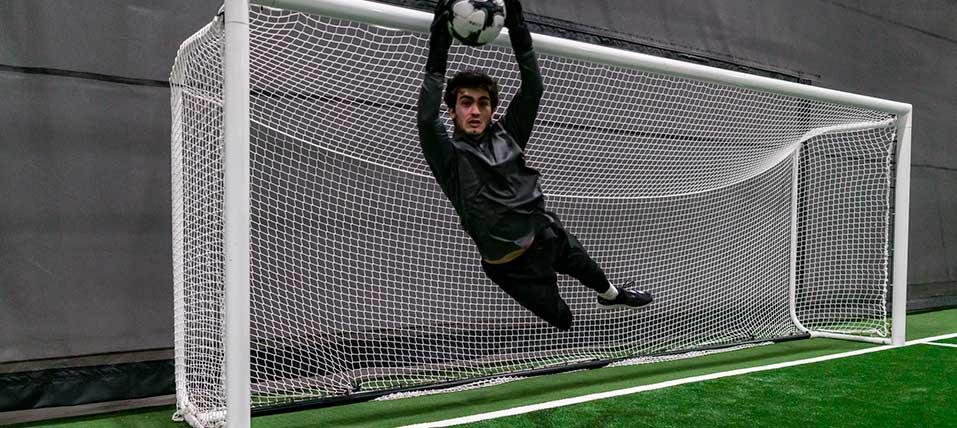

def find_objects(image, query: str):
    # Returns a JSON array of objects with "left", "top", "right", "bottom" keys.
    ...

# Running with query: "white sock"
[{"left": 599, "top": 286, "right": 619, "bottom": 300}]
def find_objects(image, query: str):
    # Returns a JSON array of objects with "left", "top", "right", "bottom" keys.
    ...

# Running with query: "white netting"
[
  {"left": 372, "top": 376, "right": 525, "bottom": 401},
  {"left": 606, "top": 342, "right": 772, "bottom": 367},
  {"left": 170, "top": 7, "right": 896, "bottom": 425}
]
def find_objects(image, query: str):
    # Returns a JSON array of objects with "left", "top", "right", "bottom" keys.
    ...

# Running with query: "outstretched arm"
[
  {"left": 499, "top": 0, "right": 544, "bottom": 150},
  {"left": 417, "top": 1, "right": 456, "bottom": 189}
]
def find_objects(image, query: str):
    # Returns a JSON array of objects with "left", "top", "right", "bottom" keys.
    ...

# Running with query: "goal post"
[
  {"left": 892, "top": 111, "right": 912, "bottom": 346},
  {"left": 222, "top": 2, "right": 251, "bottom": 428},
  {"left": 171, "top": 0, "right": 912, "bottom": 426}
]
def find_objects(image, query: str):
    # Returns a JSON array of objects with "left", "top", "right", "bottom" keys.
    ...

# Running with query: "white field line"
[
  {"left": 400, "top": 332, "right": 957, "bottom": 428},
  {"left": 922, "top": 342, "right": 957, "bottom": 349}
]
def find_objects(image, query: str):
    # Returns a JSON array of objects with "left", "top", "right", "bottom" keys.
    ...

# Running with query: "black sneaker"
[{"left": 597, "top": 280, "right": 653, "bottom": 309}]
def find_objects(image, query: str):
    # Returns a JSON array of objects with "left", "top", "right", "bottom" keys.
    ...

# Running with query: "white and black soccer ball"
[{"left": 447, "top": 0, "right": 506, "bottom": 47}]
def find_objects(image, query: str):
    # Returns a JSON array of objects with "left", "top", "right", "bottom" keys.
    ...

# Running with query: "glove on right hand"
[{"left": 426, "top": 0, "right": 453, "bottom": 73}]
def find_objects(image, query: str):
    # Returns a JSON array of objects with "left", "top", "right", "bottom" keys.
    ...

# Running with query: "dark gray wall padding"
[
  {"left": 0, "top": 0, "right": 223, "bottom": 363},
  {"left": 0, "top": 72, "right": 175, "bottom": 362}
]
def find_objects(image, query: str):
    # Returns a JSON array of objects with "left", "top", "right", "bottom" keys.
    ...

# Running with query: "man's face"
[{"left": 449, "top": 87, "right": 493, "bottom": 136}]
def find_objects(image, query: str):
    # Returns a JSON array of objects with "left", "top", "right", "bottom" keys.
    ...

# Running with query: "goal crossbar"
[{"left": 254, "top": 0, "right": 912, "bottom": 116}]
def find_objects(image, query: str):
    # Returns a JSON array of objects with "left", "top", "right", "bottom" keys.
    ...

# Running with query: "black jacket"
[{"left": 417, "top": 49, "right": 551, "bottom": 261}]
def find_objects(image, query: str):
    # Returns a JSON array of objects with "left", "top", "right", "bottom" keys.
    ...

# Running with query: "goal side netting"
[{"left": 171, "top": 4, "right": 901, "bottom": 426}]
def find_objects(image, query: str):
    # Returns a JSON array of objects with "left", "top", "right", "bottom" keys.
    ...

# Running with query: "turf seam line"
[{"left": 401, "top": 332, "right": 957, "bottom": 428}]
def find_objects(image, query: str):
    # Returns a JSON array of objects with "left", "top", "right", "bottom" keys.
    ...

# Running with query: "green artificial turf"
[
  {"left": 465, "top": 343, "right": 957, "bottom": 428},
  {"left": 12, "top": 309, "right": 957, "bottom": 428},
  {"left": 905, "top": 308, "right": 957, "bottom": 341},
  {"left": 11, "top": 406, "right": 181, "bottom": 428},
  {"left": 934, "top": 336, "right": 957, "bottom": 345}
]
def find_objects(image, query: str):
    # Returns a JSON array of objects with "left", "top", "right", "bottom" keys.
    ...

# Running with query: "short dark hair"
[{"left": 444, "top": 70, "right": 500, "bottom": 111}]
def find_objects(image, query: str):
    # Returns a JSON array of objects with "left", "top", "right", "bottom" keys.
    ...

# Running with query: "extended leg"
[
  {"left": 551, "top": 224, "right": 653, "bottom": 309},
  {"left": 551, "top": 225, "right": 612, "bottom": 293}
]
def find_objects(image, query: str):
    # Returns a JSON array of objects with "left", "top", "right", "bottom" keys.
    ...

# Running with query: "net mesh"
[{"left": 170, "top": 7, "right": 896, "bottom": 424}]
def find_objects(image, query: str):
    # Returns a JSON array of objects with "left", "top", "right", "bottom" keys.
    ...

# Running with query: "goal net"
[{"left": 171, "top": 2, "right": 906, "bottom": 425}]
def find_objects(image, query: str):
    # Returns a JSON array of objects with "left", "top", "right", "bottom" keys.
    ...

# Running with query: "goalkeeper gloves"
[
  {"left": 504, "top": 0, "right": 526, "bottom": 29},
  {"left": 425, "top": 0, "right": 453, "bottom": 74},
  {"left": 504, "top": 0, "right": 533, "bottom": 53}
]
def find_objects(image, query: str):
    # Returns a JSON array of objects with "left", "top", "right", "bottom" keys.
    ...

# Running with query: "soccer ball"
[{"left": 447, "top": 0, "right": 506, "bottom": 47}]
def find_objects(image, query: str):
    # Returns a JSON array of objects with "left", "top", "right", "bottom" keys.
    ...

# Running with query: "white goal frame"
[{"left": 211, "top": 0, "right": 912, "bottom": 426}]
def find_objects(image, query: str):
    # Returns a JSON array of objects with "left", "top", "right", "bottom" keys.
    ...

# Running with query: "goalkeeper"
[{"left": 417, "top": 0, "right": 652, "bottom": 331}]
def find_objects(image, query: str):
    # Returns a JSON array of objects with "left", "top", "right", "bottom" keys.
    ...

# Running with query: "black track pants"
[{"left": 481, "top": 219, "right": 611, "bottom": 331}]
